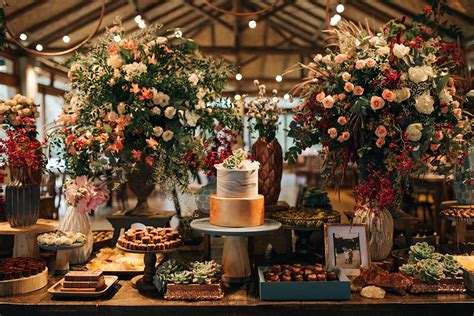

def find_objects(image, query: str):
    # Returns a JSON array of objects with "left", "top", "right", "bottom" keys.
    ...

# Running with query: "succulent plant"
[
  {"left": 441, "top": 255, "right": 461, "bottom": 277},
  {"left": 167, "top": 271, "right": 193, "bottom": 284},
  {"left": 190, "top": 260, "right": 223, "bottom": 284},
  {"left": 408, "top": 242, "right": 435, "bottom": 262},
  {"left": 302, "top": 188, "right": 332, "bottom": 209},
  {"left": 399, "top": 263, "right": 416, "bottom": 276},
  {"left": 415, "top": 259, "right": 445, "bottom": 283},
  {"left": 153, "top": 259, "right": 186, "bottom": 292}
]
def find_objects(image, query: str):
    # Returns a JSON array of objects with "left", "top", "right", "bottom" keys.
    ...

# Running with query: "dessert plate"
[{"left": 48, "top": 275, "right": 118, "bottom": 298}]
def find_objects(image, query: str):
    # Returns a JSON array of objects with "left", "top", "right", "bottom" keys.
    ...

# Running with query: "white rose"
[
  {"left": 162, "top": 130, "right": 174, "bottom": 142},
  {"left": 0, "top": 105, "right": 8, "bottom": 114},
  {"left": 164, "top": 107, "right": 176, "bottom": 119},
  {"left": 392, "top": 43, "right": 410, "bottom": 58},
  {"left": 152, "top": 107, "right": 161, "bottom": 115},
  {"left": 185, "top": 110, "right": 200, "bottom": 127},
  {"left": 415, "top": 92, "right": 434, "bottom": 114},
  {"left": 394, "top": 87, "right": 411, "bottom": 102},
  {"left": 153, "top": 126, "right": 163, "bottom": 137},
  {"left": 107, "top": 54, "right": 124, "bottom": 69},
  {"left": 377, "top": 46, "right": 390, "bottom": 55},
  {"left": 188, "top": 73, "right": 199, "bottom": 85},
  {"left": 406, "top": 123, "right": 423, "bottom": 142},
  {"left": 439, "top": 88, "right": 453, "bottom": 105},
  {"left": 408, "top": 65, "right": 433, "bottom": 83},
  {"left": 195, "top": 99, "right": 205, "bottom": 110},
  {"left": 313, "top": 54, "right": 322, "bottom": 62},
  {"left": 156, "top": 37, "right": 167, "bottom": 44}
]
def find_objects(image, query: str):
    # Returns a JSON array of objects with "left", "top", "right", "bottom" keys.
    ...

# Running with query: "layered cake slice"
[
  {"left": 61, "top": 271, "right": 106, "bottom": 292},
  {"left": 210, "top": 149, "right": 264, "bottom": 227}
]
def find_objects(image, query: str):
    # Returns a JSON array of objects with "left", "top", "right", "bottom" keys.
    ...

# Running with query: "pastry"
[
  {"left": 264, "top": 263, "right": 339, "bottom": 283},
  {"left": 117, "top": 226, "right": 182, "bottom": 252},
  {"left": 37, "top": 230, "right": 86, "bottom": 246},
  {"left": 61, "top": 271, "right": 106, "bottom": 292},
  {"left": 0, "top": 257, "right": 46, "bottom": 280}
]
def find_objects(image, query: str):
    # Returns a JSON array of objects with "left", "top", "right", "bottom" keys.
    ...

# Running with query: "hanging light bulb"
[
  {"left": 272, "top": 96, "right": 279, "bottom": 103},
  {"left": 235, "top": 73, "right": 242, "bottom": 81},
  {"left": 134, "top": 15, "right": 142, "bottom": 23},
  {"left": 284, "top": 94, "right": 290, "bottom": 100},
  {"left": 248, "top": 20, "right": 257, "bottom": 29},
  {"left": 36, "top": 44, "right": 43, "bottom": 51},
  {"left": 62, "top": 35, "right": 70, "bottom": 43},
  {"left": 138, "top": 21, "right": 146, "bottom": 29},
  {"left": 234, "top": 94, "right": 242, "bottom": 100},
  {"left": 336, "top": 4, "right": 345, "bottom": 13},
  {"left": 19, "top": 33, "right": 27, "bottom": 41},
  {"left": 275, "top": 75, "right": 283, "bottom": 82}
]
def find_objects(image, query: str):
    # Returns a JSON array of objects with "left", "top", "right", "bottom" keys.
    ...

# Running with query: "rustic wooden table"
[{"left": 0, "top": 275, "right": 473, "bottom": 316}]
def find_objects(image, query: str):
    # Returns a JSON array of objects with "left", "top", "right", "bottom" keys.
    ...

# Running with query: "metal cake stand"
[{"left": 190, "top": 218, "right": 281, "bottom": 283}]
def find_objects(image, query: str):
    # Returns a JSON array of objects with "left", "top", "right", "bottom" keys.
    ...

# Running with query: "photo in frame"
[{"left": 324, "top": 224, "right": 370, "bottom": 276}]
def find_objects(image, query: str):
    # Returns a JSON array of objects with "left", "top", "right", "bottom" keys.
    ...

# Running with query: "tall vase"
[
  {"left": 354, "top": 205, "right": 394, "bottom": 261},
  {"left": 125, "top": 163, "right": 157, "bottom": 216},
  {"left": 5, "top": 167, "right": 40, "bottom": 228},
  {"left": 60, "top": 206, "right": 93, "bottom": 264},
  {"left": 251, "top": 136, "right": 283, "bottom": 206}
]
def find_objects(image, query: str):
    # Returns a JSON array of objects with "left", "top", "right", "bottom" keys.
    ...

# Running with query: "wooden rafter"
[
  {"left": 348, "top": 1, "right": 391, "bottom": 25},
  {"left": 199, "top": 46, "right": 316, "bottom": 54},
  {"left": 6, "top": 0, "right": 43, "bottom": 20},
  {"left": 259, "top": 0, "right": 321, "bottom": 31},
  {"left": 32, "top": 0, "right": 128, "bottom": 47},
  {"left": 127, "top": 3, "right": 189, "bottom": 33},
  {"left": 250, "top": 0, "right": 295, "bottom": 24},
  {"left": 183, "top": 0, "right": 233, "bottom": 31}
]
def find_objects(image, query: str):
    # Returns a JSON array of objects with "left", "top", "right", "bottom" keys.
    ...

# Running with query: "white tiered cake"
[{"left": 210, "top": 149, "right": 264, "bottom": 227}]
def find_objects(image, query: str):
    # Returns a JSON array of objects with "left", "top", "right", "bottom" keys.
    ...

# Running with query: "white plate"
[{"left": 48, "top": 275, "right": 118, "bottom": 298}]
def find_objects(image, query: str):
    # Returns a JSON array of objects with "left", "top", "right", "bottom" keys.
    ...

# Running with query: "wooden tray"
[
  {"left": 164, "top": 283, "right": 224, "bottom": 300},
  {"left": 48, "top": 275, "right": 118, "bottom": 298},
  {"left": 0, "top": 267, "right": 48, "bottom": 297},
  {"left": 409, "top": 277, "right": 466, "bottom": 294}
]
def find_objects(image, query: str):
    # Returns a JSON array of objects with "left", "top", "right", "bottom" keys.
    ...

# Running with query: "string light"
[
  {"left": 284, "top": 94, "right": 290, "bottom": 100},
  {"left": 62, "top": 35, "right": 70, "bottom": 43},
  {"left": 35, "top": 44, "right": 43, "bottom": 51},
  {"left": 336, "top": 4, "right": 345, "bottom": 13},
  {"left": 138, "top": 21, "right": 146, "bottom": 29},
  {"left": 234, "top": 94, "right": 241, "bottom": 100},
  {"left": 275, "top": 75, "right": 283, "bottom": 82},
  {"left": 248, "top": 20, "right": 257, "bottom": 29},
  {"left": 330, "top": 14, "right": 341, "bottom": 26},
  {"left": 134, "top": 15, "right": 142, "bottom": 23},
  {"left": 272, "top": 96, "right": 278, "bottom": 103},
  {"left": 175, "top": 30, "right": 183, "bottom": 38},
  {"left": 113, "top": 35, "right": 121, "bottom": 42},
  {"left": 19, "top": 33, "right": 27, "bottom": 41},
  {"left": 235, "top": 73, "right": 242, "bottom": 81}
]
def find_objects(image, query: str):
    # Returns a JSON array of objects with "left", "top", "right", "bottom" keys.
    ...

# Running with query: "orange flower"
[
  {"left": 108, "top": 44, "right": 119, "bottom": 55},
  {"left": 145, "top": 156, "right": 154, "bottom": 166},
  {"left": 109, "top": 136, "right": 124, "bottom": 153},
  {"left": 140, "top": 88, "right": 154, "bottom": 100},
  {"left": 132, "top": 149, "right": 141, "bottom": 160},
  {"left": 130, "top": 83, "right": 140, "bottom": 94},
  {"left": 146, "top": 138, "right": 158, "bottom": 150},
  {"left": 149, "top": 53, "right": 157, "bottom": 65},
  {"left": 123, "top": 39, "right": 138, "bottom": 50}
]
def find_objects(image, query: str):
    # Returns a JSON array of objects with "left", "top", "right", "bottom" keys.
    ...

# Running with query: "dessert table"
[{"left": 0, "top": 275, "right": 472, "bottom": 316}]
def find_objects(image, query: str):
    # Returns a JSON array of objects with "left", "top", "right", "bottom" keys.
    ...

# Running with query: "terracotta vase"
[
  {"left": 251, "top": 136, "right": 283, "bottom": 206},
  {"left": 125, "top": 163, "right": 158, "bottom": 216}
]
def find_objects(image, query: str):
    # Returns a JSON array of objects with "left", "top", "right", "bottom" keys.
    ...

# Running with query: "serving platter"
[{"left": 48, "top": 275, "right": 118, "bottom": 298}]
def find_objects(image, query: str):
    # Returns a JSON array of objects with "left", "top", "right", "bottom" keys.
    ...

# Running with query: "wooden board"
[
  {"left": 0, "top": 219, "right": 58, "bottom": 235},
  {"left": 48, "top": 275, "right": 118, "bottom": 299},
  {"left": 0, "top": 267, "right": 48, "bottom": 297}
]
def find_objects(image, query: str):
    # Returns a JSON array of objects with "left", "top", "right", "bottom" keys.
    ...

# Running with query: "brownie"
[{"left": 65, "top": 270, "right": 103, "bottom": 282}]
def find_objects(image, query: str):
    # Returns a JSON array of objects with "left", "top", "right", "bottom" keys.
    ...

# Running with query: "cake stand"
[
  {"left": 440, "top": 201, "right": 473, "bottom": 248},
  {"left": 190, "top": 218, "right": 281, "bottom": 283},
  {"left": 116, "top": 244, "right": 177, "bottom": 292},
  {"left": 38, "top": 243, "right": 85, "bottom": 275}
]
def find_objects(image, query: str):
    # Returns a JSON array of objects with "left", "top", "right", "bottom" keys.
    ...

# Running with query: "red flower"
[{"left": 423, "top": 6, "right": 432, "bottom": 14}]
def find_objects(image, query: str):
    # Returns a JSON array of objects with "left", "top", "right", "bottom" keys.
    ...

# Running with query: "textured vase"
[
  {"left": 60, "top": 206, "right": 93, "bottom": 264},
  {"left": 454, "top": 144, "right": 474, "bottom": 205},
  {"left": 251, "top": 136, "right": 283, "bottom": 206},
  {"left": 5, "top": 167, "right": 40, "bottom": 228},
  {"left": 195, "top": 176, "right": 216, "bottom": 214},
  {"left": 354, "top": 206, "right": 394, "bottom": 261},
  {"left": 125, "top": 163, "right": 157, "bottom": 216}
]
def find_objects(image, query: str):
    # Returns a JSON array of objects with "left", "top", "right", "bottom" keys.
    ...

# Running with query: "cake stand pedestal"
[
  {"left": 190, "top": 218, "right": 281, "bottom": 283},
  {"left": 0, "top": 219, "right": 59, "bottom": 258},
  {"left": 117, "top": 244, "right": 176, "bottom": 292},
  {"left": 38, "top": 243, "right": 85, "bottom": 275}
]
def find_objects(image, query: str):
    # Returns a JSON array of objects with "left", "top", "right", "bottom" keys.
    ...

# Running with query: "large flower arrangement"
[
  {"left": 52, "top": 21, "right": 237, "bottom": 194},
  {"left": 286, "top": 8, "right": 472, "bottom": 211}
]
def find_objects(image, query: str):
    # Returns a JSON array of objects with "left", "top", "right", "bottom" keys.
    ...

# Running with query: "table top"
[
  {"left": 191, "top": 218, "right": 281, "bottom": 236},
  {"left": 0, "top": 219, "right": 59, "bottom": 235}
]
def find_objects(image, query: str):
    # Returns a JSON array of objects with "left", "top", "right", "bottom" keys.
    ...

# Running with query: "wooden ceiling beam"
[
  {"left": 348, "top": 1, "right": 391, "bottom": 25},
  {"left": 199, "top": 46, "right": 316, "bottom": 54},
  {"left": 6, "top": 0, "right": 43, "bottom": 20},
  {"left": 183, "top": 0, "right": 233, "bottom": 31},
  {"left": 32, "top": 0, "right": 128, "bottom": 47},
  {"left": 249, "top": 0, "right": 295, "bottom": 25},
  {"left": 125, "top": 4, "right": 190, "bottom": 34},
  {"left": 260, "top": 0, "right": 321, "bottom": 31}
]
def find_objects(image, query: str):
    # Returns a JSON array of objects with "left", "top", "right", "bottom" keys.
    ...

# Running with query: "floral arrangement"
[
  {"left": 51, "top": 20, "right": 237, "bottom": 193},
  {"left": 0, "top": 95, "right": 40, "bottom": 129},
  {"left": 400, "top": 242, "right": 461, "bottom": 283},
  {"left": 217, "top": 148, "right": 258, "bottom": 170},
  {"left": 246, "top": 80, "right": 282, "bottom": 141},
  {"left": 64, "top": 176, "right": 109, "bottom": 213},
  {"left": 286, "top": 8, "right": 472, "bottom": 211}
]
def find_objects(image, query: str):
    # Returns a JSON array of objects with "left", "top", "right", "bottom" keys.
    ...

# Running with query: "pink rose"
[
  {"left": 327, "top": 127, "right": 338, "bottom": 139},
  {"left": 342, "top": 131, "right": 350, "bottom": 141},
  {"left": 452, "top": 108, "right": 462, "bottom": 119},
  {"left": 341, "top": 72, "right": 351, "bottom": 81},
  {"left": 382, "top": 89, "right": 396, "bottom": 102},
  {"left": 376, "top": 138, "right": 385, "bottom": 148},
  {"left": 353, "top": 86, "right": 364, "bottom": 96},
  {"left": 322, "top": 95, "right": 335, "bottom": 108},
  {"left": 430, "top": 143, "right": 441, "bottom": 151},
  {"left": 435, "top": 130, "right": 443, "bottom": 141},
  {"left": 334, "top": 54, "right": 347, "bottom": 64},
  {"left": 107, "top": 111, "right": 119, "bottom": 122},
  {"left": 316, "top": 92, "right": 326, "bottom": 102},
  {"left": 441, "top": 105, "right": 449, "bottom": 114},
  {"left": 338, "top": 93, "right": 346, "bottom": 100},
  {"left": 344, "top": 82, "right": 354, "bottom": 92},
  {"left": 370, "top": 96, "right": 385, "bottom": 110},
  {"left": 337, "top": 116, "right": 347, "bottom": 125},
  {"left": 452, "top": 100, "right": 460, "bottom": 108},
  {"left": 365, "top": 58, "right": 376, "bottom": 68},
  {"left": 375, "top": 125, "right": 387, "bottom": 138},
  {"left": 355, "top": 59, "right": 366, "bottom": 69}
]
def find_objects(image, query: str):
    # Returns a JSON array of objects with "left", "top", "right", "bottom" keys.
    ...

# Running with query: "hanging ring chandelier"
[
  {"left": 4, "top": 0, "right": 105, "bottom": 56},
  {"left": 203, "top": 0, "right": 280, "bottom": 17}
]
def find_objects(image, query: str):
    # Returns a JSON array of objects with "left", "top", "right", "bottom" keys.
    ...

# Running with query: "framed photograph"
[{"left": 324, "top": 224, "right": 370, "bottom": 275}]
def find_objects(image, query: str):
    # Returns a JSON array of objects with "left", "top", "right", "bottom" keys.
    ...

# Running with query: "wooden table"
[{"left": 0, "top": 275, "right": 473, "bottom": 316}]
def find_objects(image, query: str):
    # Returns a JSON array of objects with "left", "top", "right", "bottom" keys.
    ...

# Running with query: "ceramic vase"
[
  {"left": 60, "top": 206, "right": 93, "bottom": 264},
  {"left": 195, "top": 176, "right": 217, "bottom": 214},
  {"left": 125, "top": 163, "right": 157, "bottom": 216}
]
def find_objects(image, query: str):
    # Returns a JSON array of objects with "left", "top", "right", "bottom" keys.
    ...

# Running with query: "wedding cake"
[{"left": 210, "top": 149, "right": 264, "bottom": 227}]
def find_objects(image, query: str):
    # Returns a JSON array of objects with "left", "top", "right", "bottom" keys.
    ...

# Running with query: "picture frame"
[{"left": 324, "top": 224, "right": 370, "bottom": 276}]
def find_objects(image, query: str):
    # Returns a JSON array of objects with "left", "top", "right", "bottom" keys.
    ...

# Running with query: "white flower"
[
  {"left": 439, "top": 88, "right": 453, "bottom": 105},
  {"left": 406, "top": 123, "right": 423, "bottom": 142},
  {"left": 152, "top": 107, "right": 161, "bottom": 115},
  {"left": 185, "top": 110, "right": 200, "bottom": 127},
  {"left": 153, "top": 91, "right": 170, "bottom": 107},
  {"left": 164, "top": 107, "right": 176, "bottom": 119},
  {"left": 313, "top": 54, "right": 323, "bottom": 62},
  {"left": 322, "top": 54, "right": 332, "bottom": 63},
  {"left": 122, "top": 62, "right": 147, "bottom": 81},
  {"left": 394, "top": 87, "right": 411, "bottom": 102},
  {"left": 153, "top": 126, "right": 163, "bottom": 137},
  {"left": 392, "top": 43, "right": 410, "bottom": 58},
  {"left": 156, "top": 37, "right": 167, "bottom": 44},
  {"left": 195, "top": 99, "right": 205, "bottom": 110},
  {"left": 196, "top": 88, "right": 207, "bottom": 100},
  {"left": 377, "top": 46, "right": 390, "bottom": 55},
  {"left": 162, "top": 130, "right": 174, "bottom": 142},
  {"left": 408, "top": 65, "right": 434, "bottom": 83},
  {"left": 188, "top": 73, "right": 200, "bottom": 85},
  {"left": 415, "top": 92, "right": 435, "bottom": 114},
  {"left": 107, "top": 54, "right": 124, "bottom": 69}
]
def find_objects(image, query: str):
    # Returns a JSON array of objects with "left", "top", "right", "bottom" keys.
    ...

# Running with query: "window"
[{"left": 0, "top": 84, "right": 17, "bottom": 99}]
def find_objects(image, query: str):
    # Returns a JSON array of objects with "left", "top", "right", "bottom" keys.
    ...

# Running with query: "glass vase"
[
  {"left": 5, "top": 167, "right": 40, "bottom": 228},
  {"left": 354, "top": 205, "right": 394, "bottom": 261}
]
